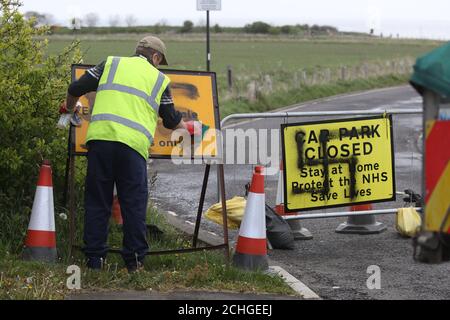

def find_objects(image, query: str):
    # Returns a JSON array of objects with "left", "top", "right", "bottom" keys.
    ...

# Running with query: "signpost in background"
[{"left": 197, "top": 0, "right": 222, "bottom": 71}]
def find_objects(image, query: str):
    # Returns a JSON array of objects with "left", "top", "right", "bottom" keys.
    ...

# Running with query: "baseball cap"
[{"left": 137, "top": 35, "right": 168, "bottom": 65}]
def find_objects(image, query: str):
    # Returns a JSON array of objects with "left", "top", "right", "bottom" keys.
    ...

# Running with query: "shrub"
[
  {"left": 213, "top": 23, "right": 223, "bottom": 33},
  {"left": 280, "top": 25, "right": 292, "bottom": 34},
  {"left": 180, "top": 20, "right": 194, "bottom": 33},
  {"left": 268, "top": 27, "right": 281, "bottom": 35},
  {"left": 243, "top": 21, "right": 271, "bottom": 34},
  {"left": 0, "top": 0, "right": 83, "bottom": 253}
]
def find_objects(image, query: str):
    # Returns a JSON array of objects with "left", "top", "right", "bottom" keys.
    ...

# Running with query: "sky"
[{"left": 19, "top": 0, "right": 450, "bottom": 40}]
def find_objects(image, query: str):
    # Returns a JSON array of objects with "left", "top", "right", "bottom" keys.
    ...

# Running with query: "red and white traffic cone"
[
  {"left": 233, "top": 166, "right": 268, "bottom": 271},
  {"left": 335, "top": 203, "right": 386, "bottom": 234},
  {"left": 275, "top": 161, "right": 313, "bottom": 240},
  {"left": 23, "top": 160, "right": 57, "bottom": 262},
  {"left": 111, "top": 184, "right": 123, "bottom": 225}
]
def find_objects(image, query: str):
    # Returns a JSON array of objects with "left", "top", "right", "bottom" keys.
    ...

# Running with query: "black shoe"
[
  {"left": 126, "top": 261, "right": 144, "bottom": 273},
  {"left": 87, "top": 257, "right": 104, "bottom": 270}
]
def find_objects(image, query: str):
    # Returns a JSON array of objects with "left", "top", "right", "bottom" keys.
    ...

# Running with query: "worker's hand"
[
  {"left": 59, "top": 101, "right": 82, "bottom": 114},
  {"left": 70, "top": 113, "right": 82, "bottom": 127},
  {"left": 59, "top": 101, "right": 68, "bottom": 114},
  {"left": 71, "top": 102, "right": 83, "bottom": 127},
  {"left": 185, "top": 120, "right": 203, "bottom": 136}
]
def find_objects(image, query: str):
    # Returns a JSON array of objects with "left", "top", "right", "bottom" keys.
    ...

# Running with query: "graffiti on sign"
[
  {"left": 70, "top": 64, "right": 220, "bottom": 159},
  {"left": 281, "top": 116, "right": 395, "bottom": 212}
]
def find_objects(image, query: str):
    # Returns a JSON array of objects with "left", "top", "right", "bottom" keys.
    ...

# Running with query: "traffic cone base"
[
  {"left": 232, "top": 252, "right": 269, "bottom": 271},
  {"left": 287, "top": 220, "right": 313, "bottom": 240},
  {"left": 23, "top": 161, "right": 57, "bottom": 262},
  {"left": 335, "top": 204, "right": 386, "bottom": 234},
  {"left": 23, "top": 246, "right": 57, "bottom": 262},
  {"left": 233, "top": 166, "right": 269, "bottom": 271}
]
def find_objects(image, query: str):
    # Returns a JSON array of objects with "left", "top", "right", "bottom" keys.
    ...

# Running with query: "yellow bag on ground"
[
  {"left": 205, "top": 196, "right": 246, "bottom": 230},
  {"left": 396, "top": 207, "right": 422, "bottom": 237}
]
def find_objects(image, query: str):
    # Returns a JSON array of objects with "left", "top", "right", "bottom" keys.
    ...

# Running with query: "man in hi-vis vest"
[{"left": 64, "top": 36, "right": 201, "bottom": 272}]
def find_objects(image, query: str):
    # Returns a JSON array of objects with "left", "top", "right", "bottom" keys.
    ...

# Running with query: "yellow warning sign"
[
  {"left": 71, "top": 64, "right": 220, "bottom": 159},
  {"left": 281, "top": 115, "right": 395, "bottom": 212}
]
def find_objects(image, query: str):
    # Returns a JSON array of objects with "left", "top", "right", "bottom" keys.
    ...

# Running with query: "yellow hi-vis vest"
[{"left": 86, "top": 56, "right": 170, "bottom": 159}]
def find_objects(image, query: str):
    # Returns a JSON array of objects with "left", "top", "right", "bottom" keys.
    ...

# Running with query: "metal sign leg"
[
  {"left": 193, "top": 164, "right": 211, "bottom": 248},
  {"left": 287, "top": 220, "right": 313, "bottom": 240},
  {"left": 218, "top": 164, "right": 230, "bottom": 262},
  {"left": 63, "top": 126, "right": 73, "bottom": 207},
  {"left": 68, "top": 154, "right": 76, "bottom": 261}
]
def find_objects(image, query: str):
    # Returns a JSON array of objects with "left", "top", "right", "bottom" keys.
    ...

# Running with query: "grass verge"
[{"left": 0, "top": 207, "right": 294, "bottom": 300}]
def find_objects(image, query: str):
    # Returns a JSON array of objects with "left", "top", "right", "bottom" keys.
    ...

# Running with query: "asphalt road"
[{"left": 150, "top": 85, "right": 450, "bottom": 300}]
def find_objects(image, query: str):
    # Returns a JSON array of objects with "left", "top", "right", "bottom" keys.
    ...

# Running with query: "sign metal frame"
[
  {"left": 66, "top": 64, "right": 229, "bottom": 262},
  {"left": 281, "top": 115, "right": 396, "bottom": 213},
  {"left": 70, "top": 65, "right": 222, "bottom": 159}
]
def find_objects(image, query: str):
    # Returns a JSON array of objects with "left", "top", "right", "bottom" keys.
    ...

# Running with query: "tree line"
[{"left": 24, "top": 11, "right": 340, "bottom": 36}]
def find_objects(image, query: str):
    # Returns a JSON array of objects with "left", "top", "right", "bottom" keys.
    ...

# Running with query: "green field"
[
  {"left": 47, "top": 35, "right": 439, "bottom": 72},
  {"left": 46, "top": 35, "right": 441, "bottom": 115}
]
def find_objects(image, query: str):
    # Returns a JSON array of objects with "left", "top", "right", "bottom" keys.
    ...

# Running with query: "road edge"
[{"left": 161, "top": 210, "right": 321, "bottom": 300}]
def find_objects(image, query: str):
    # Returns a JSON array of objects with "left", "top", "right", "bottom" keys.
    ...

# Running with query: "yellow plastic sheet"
[
  {"left": 396, "top": 207, "right": 422, "bottom": 237},
  {"left": 205, "top": 196, "right": 246, "bottom": 230}
]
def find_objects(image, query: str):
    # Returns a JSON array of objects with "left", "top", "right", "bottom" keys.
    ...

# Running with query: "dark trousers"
[{"left": 83, "top": 140, "right": 149, "bottom": 267}]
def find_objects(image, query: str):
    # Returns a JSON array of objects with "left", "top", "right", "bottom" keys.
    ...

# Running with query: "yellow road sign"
[
  {"left": 281, "top": 115, "right": 395, "bottom": 212},
  {"left": 70, "top": 64, "right": 220, "bottom": 159}
]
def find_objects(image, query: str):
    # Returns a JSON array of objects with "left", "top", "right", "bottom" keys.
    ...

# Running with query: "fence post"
[
  {"left": 264, "top": 74, "right": 273, "bottom": 93},
  {"left": 312, "top": 71, "right": 318, "bottom": 85},
  {"left": 325, "top": 68, "right": 331, "bottom": 83},
  {"left": 293, "top": 71, "right": 299, "bottom": 88},
  {"left": 301, "top": 70, "right": 307, "bottom": 85},
  {"left": 391, "top": 60, "right": 397, "bottom": 74},
  {"left": 341, "top": 66, "right": 347, "bottom": 81},
  {"left": 227, "top": 65, "right": 233, "bottom": 92},
  {"left": 247, "top": 81, "right": 257, "bottom": 102},
  {"left": 362, "top": 63, "right": 368, "bottom": 79}
]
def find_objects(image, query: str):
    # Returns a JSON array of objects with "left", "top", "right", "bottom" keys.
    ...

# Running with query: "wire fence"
[{"left": 221, "top": 57, "right": 416, "bottom": 102}]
